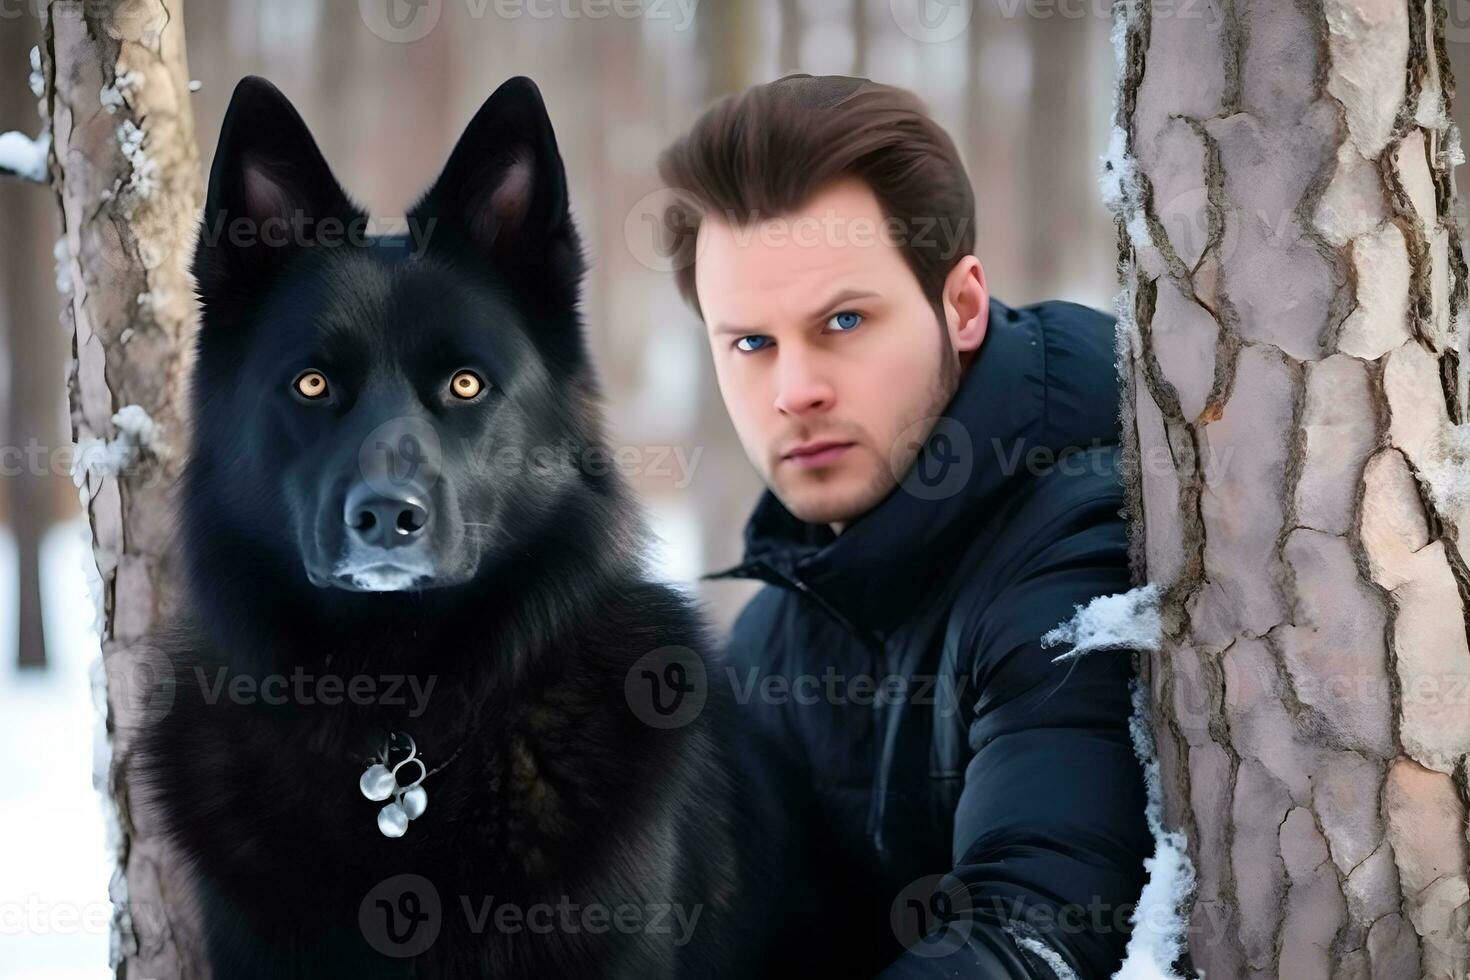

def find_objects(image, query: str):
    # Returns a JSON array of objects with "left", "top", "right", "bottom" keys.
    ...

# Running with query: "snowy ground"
[{"left": 0, "top": 519, "right": 112, "bottom": 978}]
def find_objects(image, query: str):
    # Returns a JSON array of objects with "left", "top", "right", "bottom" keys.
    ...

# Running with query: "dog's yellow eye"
[
  {"left": 294, "top": 370, "right": 329, "bottom": 399},
  {"left": 450, "top": 370, "right": 483, "bottom": 399}
]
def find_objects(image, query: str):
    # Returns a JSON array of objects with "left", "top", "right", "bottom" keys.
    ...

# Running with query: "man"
[{"left": 658, "top": 75, "right": 1153, "bottom": 978}]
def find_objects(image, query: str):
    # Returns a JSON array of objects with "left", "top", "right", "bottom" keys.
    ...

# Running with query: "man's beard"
[
  {"left": 869, "top": 325, "right": 962, "bottom": 504},
  {"left": 809, "top": 323, "right": 964, "bottom": 528}
]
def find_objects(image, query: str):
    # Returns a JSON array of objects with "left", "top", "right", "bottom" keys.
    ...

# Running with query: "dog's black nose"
[{"left": 344, "top": 482, "right": 430, "bottom": 548}]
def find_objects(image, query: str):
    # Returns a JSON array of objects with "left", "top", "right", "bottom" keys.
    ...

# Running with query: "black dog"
[{"left": 136, "top": 76, "right": 775, "bottom": 978}]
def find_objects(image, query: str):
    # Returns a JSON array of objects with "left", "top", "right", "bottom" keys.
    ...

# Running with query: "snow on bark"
[
  {"left": 114, "top": 120, "right": 159, "bottom": 210},
  {"left": 1421, "top": 422, "right": 1470, "bottom": 520},
  {"left": 1098, "top": 0, "right": 1151, "bottom": 255},
  {"left": 1040, "top": 586, "right": 1196, "bottom": 980},
  {"left": 1041, "top": 583, "right": 1163, "bottom": 663},
  {"left": 100, "top": 67, "right": 141, "bottom": 114},
  {"left": 1114, "top": 679, "right": 1195, "bottom": 980},
  {"left": 29, "top": 44, "right": 43, "bottom": 100},
  {"left": 70, "top": 404, "right": 169, "bottom": 499},
  {"left": 53, "top": 237, "right": 73, "bottom": 295}
]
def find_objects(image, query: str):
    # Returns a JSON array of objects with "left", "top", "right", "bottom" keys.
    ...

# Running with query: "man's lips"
[{"left": 781, "top": 440, "right": 856, "bottom": 469}]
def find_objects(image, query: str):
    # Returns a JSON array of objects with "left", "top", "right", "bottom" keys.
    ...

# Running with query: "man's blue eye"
[
  {"left": 829, "top": 311, "right": 863, "bottom": 331},
  {"left": 735, "top": 336, "right": 772, "bottom": 353}
]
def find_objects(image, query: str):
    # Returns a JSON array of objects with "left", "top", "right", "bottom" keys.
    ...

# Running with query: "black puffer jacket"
[{"left": 705, "top": 298, "right": 1153, "bottom": 979}]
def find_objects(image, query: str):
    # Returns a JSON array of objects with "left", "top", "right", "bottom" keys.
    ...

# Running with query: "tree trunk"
[
  {"left": 778, "top": 0, "right": 800, "bottom": 76},
  {"left": 41, "top": 0, "right": 206, "bottom": 975},
  {"left": 1024, "top": 13, "right": 1096, "bottom": 301},
  {"left": 693, "top": 0, "right": 766, "bottom": 630},
  {"left": 1108, "top": 0, "right": 1470, "bottom": 978}
]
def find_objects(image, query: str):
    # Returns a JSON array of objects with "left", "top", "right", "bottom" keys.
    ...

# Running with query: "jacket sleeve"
[{"left": 877, "top": 495, "right": 1154, "bottom": 980}]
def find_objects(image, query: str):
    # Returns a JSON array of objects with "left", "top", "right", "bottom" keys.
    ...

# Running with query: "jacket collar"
[{"left": 702, "top": 297, "right": 1055, "bottom": 636}]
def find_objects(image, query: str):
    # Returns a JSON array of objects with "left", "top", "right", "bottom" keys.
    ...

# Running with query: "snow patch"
[
  {"left": 1420, "top": 421, "right": 1470, "bottom": 519},
  {"left": 1041, "top": 583, "right": 1164, "bottom": 662},
  {"left": 54, "top": 236, "right": 73, "bottom": 295},
  {"left": 1039, "top": 587, "right": 1197, "bottom": 978},
  {"left": 1005, "top": 923, "right": 1081, "bottom": 980},
  {"left": 1099, "top": 0, "right": 1152, "bottom": 253},
  {"left": 28, "top": 45, "right": 44, "bottom": 100},
  {"left": 79, "top": 523, "right": 108, "bottom": 657},
  {"left": 0, "top": 129, "right": 49, "bottom": 182},
  {"left": 1414, "top": 81, "right": 1449, "bottom": 134},
  {"left": 1113, "top": 252, "right": 1142, "bottom": 375},
  {"left": 100, "top": 68, "right": 141, "bottom": 115},
  {"left": 1446, "top": 123, "right": 1466, "bottom": 168},
  {"left": 1, "top": 522, "right": 113, "bottom": 974},
  {"left": 135, "top": 290, "right": 169, "bottom": 319},
  {"left": 71, "top": 405, "right": 169, "bottom": 499},
  {"left": 1100, "top": 125, "right": 1153, "bottom": 252},
  {"left": 115, "top": 120, "right": 158, "bottom": 211},
  {"left": 1114, "top": 679, "right": 1197, "bottom": 980}
]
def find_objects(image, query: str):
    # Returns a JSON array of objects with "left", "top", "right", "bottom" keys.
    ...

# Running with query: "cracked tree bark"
[
  {"left": 1109, "top": 0, "right": 1470, "bottom": 977},
  {"left": 40, "top": 0, "right": 206, "bottom": 976}
]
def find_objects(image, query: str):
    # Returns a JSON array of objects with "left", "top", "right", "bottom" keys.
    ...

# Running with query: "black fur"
[{"left": 136, "top": 76, "right": 767, "bottom": 979}]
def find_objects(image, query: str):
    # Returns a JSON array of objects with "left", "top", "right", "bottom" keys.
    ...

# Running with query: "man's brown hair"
[{"left": 656, "top": 73, "right": 976, "bottom": 320}]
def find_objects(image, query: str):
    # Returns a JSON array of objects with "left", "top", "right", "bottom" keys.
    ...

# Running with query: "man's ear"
[
  {"left": 194, "top": 76, "right": 363, "bottom": 306},
  {"left": 942, "top": 255, "right": 988, "bottom": 356},
  {"left": 407, "top": 76, "right": 583, "bottom": 298}
]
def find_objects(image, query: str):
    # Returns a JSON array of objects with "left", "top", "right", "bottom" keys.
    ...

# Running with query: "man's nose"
[{"left": 772, "top": 349, "right": 835, "bottom": 416}]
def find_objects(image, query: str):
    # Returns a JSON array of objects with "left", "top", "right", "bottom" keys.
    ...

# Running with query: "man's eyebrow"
[
  {"left": 710, "top": 289, "right": 882, "bottom": 337},
  {"left": 807, "top": 289, "right": 881, "bottom": 321},
  {"left": 710, "top": 320, "right": 760, "bottom": 337},
  {"left": 811, "top": 287, "right": 876, "bottom": 314}
]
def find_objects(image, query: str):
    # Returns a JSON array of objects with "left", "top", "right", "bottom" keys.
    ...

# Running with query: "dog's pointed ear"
[
  {"left": 194, "top": 76, "right": 363, "bottom": 304},
  {"left": 408, "top": 77, "right": 583, "bottom": 292}
]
